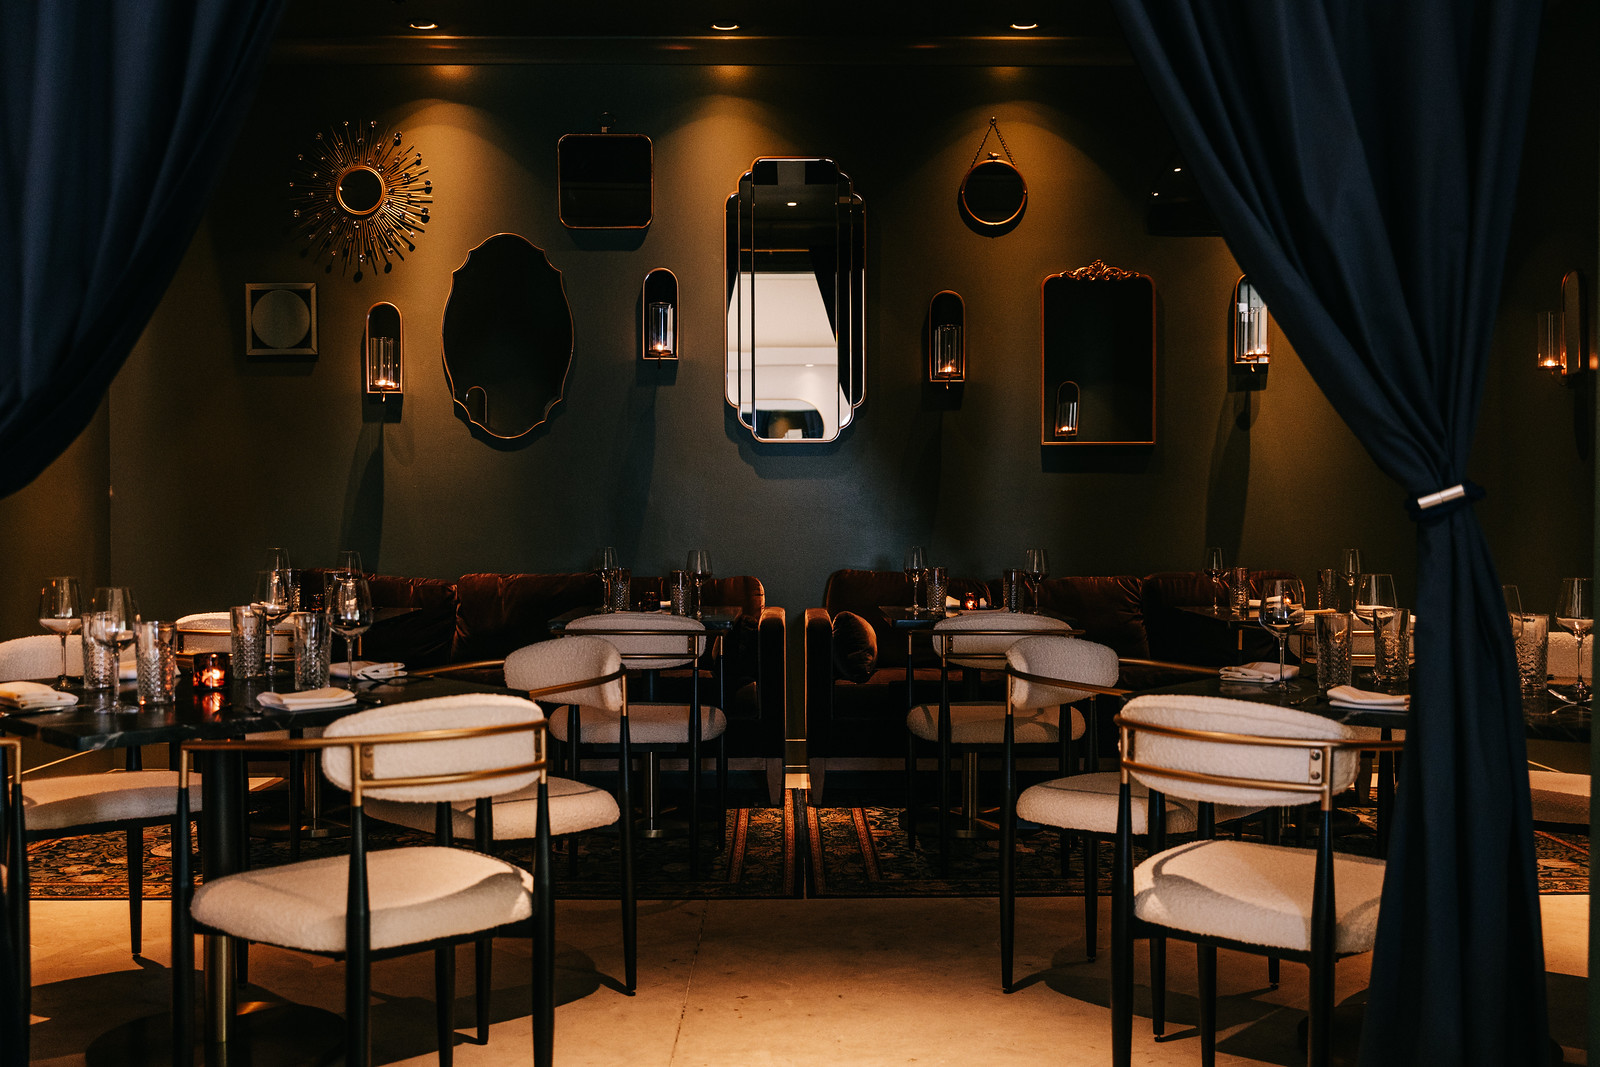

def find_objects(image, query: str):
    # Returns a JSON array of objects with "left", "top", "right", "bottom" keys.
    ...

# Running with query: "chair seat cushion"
[
  {"left": 905, "top": 701, "right": 1084, "bottom": 745},
  {"left": 191, "top": 845, "right": 532, "bottom": 953},
  {"left": 23, "top": 770, "right": 198, "bottom": 832},
  {"left": 1016, "top": 772, "right": 1261, "bottom": 835},
  {"left": 366, "top": 776, "right": 620, "bottom": 840},
  {"left": 1529, "top": 769, "right": 1589, "bottom": 825},
  {"left": 1133, "top": 838, "right": 1386, "bottom": 954},
  {"left": 549, "top": 703, "right": 727, "bottom": 745}
]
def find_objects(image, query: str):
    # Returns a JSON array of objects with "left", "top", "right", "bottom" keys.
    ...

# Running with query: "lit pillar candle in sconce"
[
  {"left": 368, "top": 336, "right": 400, "bottom": 391},
  {"left": 1537, "top": 311, "right": 1564, "bottom": 373},
  {"left": 1054, "top": 380, "right": 1080, "bottom": 438},
  {"left": 1233, "top": 278, "right": 1270, "bottom": 365},
  {"left": 932, "top": 324, "right": 963, "bottom": 380},
  {"left": 647, "top": 301, "right": 676, "bottom": 358}
]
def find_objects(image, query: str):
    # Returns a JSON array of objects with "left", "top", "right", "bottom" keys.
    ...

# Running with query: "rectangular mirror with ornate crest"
[{"left": 1039, "top": 261, "right": 1156, "bottom": 445}]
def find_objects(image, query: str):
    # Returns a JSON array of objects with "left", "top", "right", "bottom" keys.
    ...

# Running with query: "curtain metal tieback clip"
[
  {"left": 1414, "top": 484, "right": 1466, "bottom": 510},
  {"left": 1405, "top": 480, "right": 1485, "bottom": 523}
]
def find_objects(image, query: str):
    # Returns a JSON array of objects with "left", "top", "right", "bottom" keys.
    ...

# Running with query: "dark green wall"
[{"left": 0, "top": 39, "right": 1591, "bottom": 687}]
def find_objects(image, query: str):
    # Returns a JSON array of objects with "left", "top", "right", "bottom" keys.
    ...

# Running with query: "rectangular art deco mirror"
[{"left": 1039, "top": 261, "right": 1156, "bottom": 445}]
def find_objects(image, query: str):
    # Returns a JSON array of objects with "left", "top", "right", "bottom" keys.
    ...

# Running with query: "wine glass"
[
  {"left": 38, "top": 577, "right": 83, "bottom": 688},
  {"left": 253, "top": 569, "right": 296, "bottom": 688},
  {"left": 1257, "top": 577, "right": 1304, "bottom": 688},
  {"left": 904, "top": 546, "right": 927, "bottom": 614},
  {"left": 596, "top": 546, "right": 619, "bottom": 610},
  {"left": 1202, "top": 548, "right": 1226, "bottom": 613},
  {"left": 1338, "top": 548, "right": 1363, "bottom": 612},
  {"left": 686, "top": 550, "right": 713, "bottom": 619},
  {"left": 329, "top": 575, "right": 374, "bottom": 684},
  {"left": 1353, "top": 573, "right": 1397, "bottom": 627},
  {"left": 87, "top": 586, "right": 137, "bottom": 686},
  {"left": 1024, "top": 548, "right": 1050, "bottom": 613},
  {"left": 333, "top": 549, "right": 363, "bottom": 579},
  {"left": 1555, "top": 578, "right": 1593, "bottom": 703}
]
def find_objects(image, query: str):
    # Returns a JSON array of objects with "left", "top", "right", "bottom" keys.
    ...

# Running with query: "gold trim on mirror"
[
  {"left": 1040, "top": 263, "right": 1156, "bottom": 446},
  {"left": 289, "top": 120, "right": 432, "bottom": 278}
]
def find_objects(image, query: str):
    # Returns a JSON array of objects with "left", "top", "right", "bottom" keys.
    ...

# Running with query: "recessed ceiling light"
[
  {"left": 410, "top": 22, "right": 438, "bottom": 30},
  {"left": 1010, "top": 22, "right": 1039, "bottom": 30},
  {"left": 711, "top": 22, "right": 739, "bottom": 31},
  {"left": 786, "top": 201, "right": 798, "bottom": 207}
]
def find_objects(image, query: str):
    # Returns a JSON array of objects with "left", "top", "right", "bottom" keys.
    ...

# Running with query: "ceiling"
[{"left": 273, "top": 0, "right": 1132, "bottom": 65}]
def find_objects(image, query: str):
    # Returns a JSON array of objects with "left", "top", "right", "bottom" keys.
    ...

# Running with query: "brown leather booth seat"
[
  {"left": 322, "top": 570, "right": 784, "bottom": 761},
  {"left": 805, "top": 567, "right": 1300, "bottom": 760}
]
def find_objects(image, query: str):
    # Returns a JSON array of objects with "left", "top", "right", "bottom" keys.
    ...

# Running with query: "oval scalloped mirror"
[{"left": 442, "top": 233, "right": 573, "bottom": 440}]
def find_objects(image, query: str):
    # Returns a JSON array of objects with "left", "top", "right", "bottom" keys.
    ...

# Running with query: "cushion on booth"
[{"left": 832, "top": 611, "right": 878, "bottom": 683}]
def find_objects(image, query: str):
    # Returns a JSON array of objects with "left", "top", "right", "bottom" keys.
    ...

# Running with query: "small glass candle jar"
[
  {"left": 962, "top": 591, "right": 979, "bottom": 610},
  {"left": 192, "top": 651, "right": 230, "bottom": 691}
]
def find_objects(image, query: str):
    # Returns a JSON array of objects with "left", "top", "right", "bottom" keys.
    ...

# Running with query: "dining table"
[{"left": 1, "top": 668, "right": 514, "bottom": 1063}]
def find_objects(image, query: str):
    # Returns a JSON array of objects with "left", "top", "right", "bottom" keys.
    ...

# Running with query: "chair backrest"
[
  {"left": 503, "top": 635, "right": 625, "bottom": 711},
  {"left": 0, "top": 634, "right": 81, "bottom": 680},
  {"left": 1005, "top": 634, "right": 1121, "bottom": 710},
  {"left": 931, "top": 612, "right": 1072, "bottom": 668},
  {"left": 321, "top": 693, "right": 545, "bottom": 804},
  {"left": 1118, "top": 694, "right": 1365, "bottom": 808},
  {"left": 565, "top": 612, "right": 707, "bottom": 669},
  {"left": 176, "top": 612, "right": 232, "bottom": 654}
]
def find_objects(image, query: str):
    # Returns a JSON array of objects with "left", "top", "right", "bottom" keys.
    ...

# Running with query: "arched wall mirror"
[
  {"left": 724, "top": 158, "right": 865, "bottom": 443},
  {"left": 442, "top": 233, "right": 574, "bottom": 440}
]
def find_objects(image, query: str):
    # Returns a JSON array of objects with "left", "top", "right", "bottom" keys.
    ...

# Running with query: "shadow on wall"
[{"left": 1204, "top": 391, "right": 1253, "bottom": 558}]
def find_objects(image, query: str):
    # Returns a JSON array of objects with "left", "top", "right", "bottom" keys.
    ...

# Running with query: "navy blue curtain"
[
  {"left": 1110, "top": 2, "right": 1547, "bottom": 1063},
  {"left": 0, "top": 1, "right": 284, "bottom": 498}
]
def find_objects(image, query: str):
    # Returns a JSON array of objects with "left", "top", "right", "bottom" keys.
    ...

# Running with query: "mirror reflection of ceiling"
[{"left": 725, "top": 158, "right": 865, "bottom": 444}]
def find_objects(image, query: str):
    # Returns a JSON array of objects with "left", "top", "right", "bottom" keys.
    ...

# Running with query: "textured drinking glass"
[
  {"left": 1372, "top": 608, "right": 1412, "bottom": 691},
  {"left": 293, "top": 610, "right": 333, "bottom": 690},
  {"left": 1002, "top": 569, "right": 1026, "bottom": 612},
  {"left": 669, "top": 570, "right": 692, "bottom": 615},
  {"left": 230, "top": 605, "right": 265, "bottom": 678},
  {"left": 1316, "top": 568, "right": 1338, "bottom": 611},
  {"left": 1315, "top": 613, "right": 1353, "bottom": 691},
  {"left": 81, "top": 612, "right": 118, "bottom": 689},
  {"left": 924, "top": 566, "right": 949, "bottom": 612},
  {"left": 1515, "top": 613, "right": 1549, "bottom": 694},
  {"left": 1228, "top": 567, "right": 1250, "bottom": 618},
  {"left": 608, "top": 568, "right": 632, "bottom": 613},
  {"left": 134, "top": 621, "right": 178, "bottom": 706}
]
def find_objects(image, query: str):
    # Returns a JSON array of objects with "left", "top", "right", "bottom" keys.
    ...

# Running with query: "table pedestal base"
[{"left": 84, "top": 999, "right": 344, "bottom": 1066}]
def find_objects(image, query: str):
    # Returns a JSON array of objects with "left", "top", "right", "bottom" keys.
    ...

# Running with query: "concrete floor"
[{"left": 23, "top": 894, "right": 1590, "bottom": 1065}]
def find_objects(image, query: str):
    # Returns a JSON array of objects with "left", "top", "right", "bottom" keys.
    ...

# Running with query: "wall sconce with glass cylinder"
[
  {"left": 364, "top": 301, "right": 403, "bottom": 398},
  {"left": 1539, "top": 269, "right": 1590, "bottom": 381},
  {"left": 928, "top": 290, "right": 965, "bottom": 384},
  {"left": 642, "top": 267, "right": 678, "bottom": 360},
  {"left": 1537, "top": 310, "right": 1565, "bottom": 375},
  {"left": 1053, "top": 380, "right": 1080, "bottom": 438},
  {"left": 1231, "top": 276, "right": 1269, "bottom": 369}
]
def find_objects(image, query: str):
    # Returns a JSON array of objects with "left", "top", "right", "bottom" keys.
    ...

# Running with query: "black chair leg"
[
  {"left": 435, "top": 946, "right": 456, "bottom": 1066},
  {"left": 1198, "top": 942, "right": 1217, "bottom": 1067},
  {"left": 476, "top": 938, "right": 492, "bottom": 1043},
  {"left": 904, "top": 734, "right": 918, "bottom": 846},
  {"left": 126, "top": 826, "right": 143, "bottom": 956},
  {"left": 1084, "top": 836, "right": 1099, "bottom": 960},
  {"left": 1150, "top": 936, "right": 1167, "bottom": 1038}
]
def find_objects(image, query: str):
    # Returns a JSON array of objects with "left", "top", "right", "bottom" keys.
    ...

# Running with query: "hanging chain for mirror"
[{"left": 969, "top": 116, "right": 1017, "bottom": 171}]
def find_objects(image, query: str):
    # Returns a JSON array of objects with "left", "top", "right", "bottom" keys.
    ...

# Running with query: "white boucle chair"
[
  {"left": 371, "top": 636, "right": 638, "bottom": 1000},
  {"left": 905, "top": 614, "right": 1077, "bottom": 867},
  {"left": 0, "top": 634, "right": 197, "bottom": 962},
  {"left": 1109, "top": 694, "right": 1401, "bottom": 1067},
  {"left": 520, "top": 613, "right": 725, "bottom": 879},
  {"left": 171, "top": 694, "right": 556, "bottom": 1067},
  {"left": 1528, "top": 768, "right": 1589, "bottom": 830}
]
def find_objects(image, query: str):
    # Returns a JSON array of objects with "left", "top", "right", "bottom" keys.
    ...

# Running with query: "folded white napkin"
[
  {"left": 0, "top": 681, "right": 79, "bottom": 710},
  {"left": 1218, "top": 661, "right": 1300, "bottom": 683},
  {"left": 1326, "top": 685, "right": 1409, "bottom": 708},
  {"left": 255, "top": 687, "right": 357, "bottom": 711},
  {"left": 330, "top": 660, "right": 407, "bottom": 681}
]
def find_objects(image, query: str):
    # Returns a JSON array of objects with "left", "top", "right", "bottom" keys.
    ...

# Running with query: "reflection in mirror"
[
  {"left": 442, "top": 234, "right": 573, "bottom": 440},
  {"left": 725, "top": 158, "right": 864, "bottom": 443},
  {"left": 1039, "top": 261, "right": 1155, "bottom": 445}
]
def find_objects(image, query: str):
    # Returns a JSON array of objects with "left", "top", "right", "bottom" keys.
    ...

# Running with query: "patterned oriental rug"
[{"left": 25, "top": 798, "right": 1589, "bottom": 901}]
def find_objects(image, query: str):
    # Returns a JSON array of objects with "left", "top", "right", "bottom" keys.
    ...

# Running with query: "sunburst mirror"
[{"left": 288, "top": 120, "right": 432, "bottom": 279}]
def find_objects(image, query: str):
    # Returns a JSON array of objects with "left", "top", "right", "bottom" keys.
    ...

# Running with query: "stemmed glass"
[
  {"left": 1257, "top": 577, "right": 1304, "bottom": 689},
  {"left": 1338, "top": 548, "right": 1362, "bottom": 612},
  {"left": 1202, "top": 548, "right": 1226, "bottom": 613},
  {"left": 1555, "top": 578, "right": 1593, "bottom": 703},
  {"left": 38, "top": 577, "right": 83, "bottom": 689},
  {"left": 333, "top": 549, "right": 363, "bottom": 579},
  {"left": 1025, "top": 548, "right": 1050, "bottom": 613},
  {"left": 329, "top": 574, "right": 374, "bottom": 684},
  {"left": 1353, "top": 573, "right": 1397, "bottom": 627},
  {"left": 686, "top": 550, "right": 713, "bottom": 619},
  {"left": 253, "top": 569, "right": 296, "bottom": 689},
  {"left": 86, "top": 587, "right": 137, "bottom": 690},
  {"left": 596, "top": 547, "right": 619, "bottom": 611},
  {"left": 904, "top": 546, "right": 927, "bottom": 614},
  {"left": 1503, "top": 584, "right": 1524, "bottom": 642}
]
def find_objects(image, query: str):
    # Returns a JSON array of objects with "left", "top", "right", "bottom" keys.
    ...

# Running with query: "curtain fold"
[
  {"left": 1108, "top": 2, "right": 1547, "bottom": 1063},
  {"left": 0, "top": 1, "right": 284, "bottom": 499}
]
